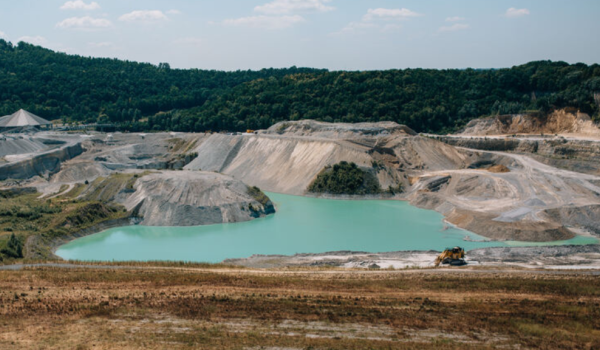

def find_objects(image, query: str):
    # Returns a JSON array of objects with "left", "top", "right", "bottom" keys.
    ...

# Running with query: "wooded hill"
[{"left": 1, "top": 39, "right": 599, "bottom": 133}]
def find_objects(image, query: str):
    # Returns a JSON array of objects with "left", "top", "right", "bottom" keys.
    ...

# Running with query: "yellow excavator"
[{"left": 434, "top": 247, "right": 466, "bottom": 267}]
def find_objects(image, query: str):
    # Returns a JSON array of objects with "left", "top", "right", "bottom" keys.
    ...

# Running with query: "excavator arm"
[{"left": 434, "top": 251, "right": 447, "bottom": 266}]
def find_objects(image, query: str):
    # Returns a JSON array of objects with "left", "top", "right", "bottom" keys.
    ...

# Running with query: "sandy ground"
[{"left": 220, "top": 245, "right": 600, "bottom": 270}]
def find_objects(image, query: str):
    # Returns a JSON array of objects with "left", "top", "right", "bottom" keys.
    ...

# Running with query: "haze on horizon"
[{"left": 0, "top": 0, "right": 599, "bottom": 71}]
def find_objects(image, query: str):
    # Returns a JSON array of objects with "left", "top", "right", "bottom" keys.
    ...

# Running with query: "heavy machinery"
[{"left": 434, "top": 247, "right": 466, "bottom": 267}]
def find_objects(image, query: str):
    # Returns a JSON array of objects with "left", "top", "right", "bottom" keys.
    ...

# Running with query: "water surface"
[{"left": 56, "top": 193, "right": 597, "bottom": 263}]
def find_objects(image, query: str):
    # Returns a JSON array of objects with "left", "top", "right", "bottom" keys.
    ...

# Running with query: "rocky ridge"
[{"left": 460, "top": 109, "right": 600, "bottom": 137}]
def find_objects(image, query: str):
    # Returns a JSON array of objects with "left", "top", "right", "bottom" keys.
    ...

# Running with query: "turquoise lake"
[{"left": 55, "top": 192, "right": 598, "bottom": 263}]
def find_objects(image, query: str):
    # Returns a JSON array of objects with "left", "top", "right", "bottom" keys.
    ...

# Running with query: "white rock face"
[{"left": 123, "top": 171, "right": 274, "bottom": 226}]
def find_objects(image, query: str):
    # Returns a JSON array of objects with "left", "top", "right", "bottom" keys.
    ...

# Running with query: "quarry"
[{"left": 1, "top": 109, "right": 600, "bottom": 268}]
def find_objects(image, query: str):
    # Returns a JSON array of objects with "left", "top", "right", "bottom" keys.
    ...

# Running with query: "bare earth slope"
[
  {"left": 460, "top": 109, "right": 600, "bottom": 138},
  {"left": 122, "top": 171, "right": 275, "bottom": 226},
  {"left": 185, "top": 120, "right": 469, "bottom": 195},
  {"left": 406, "top": 150, "right": 600, "bottom": 241}
]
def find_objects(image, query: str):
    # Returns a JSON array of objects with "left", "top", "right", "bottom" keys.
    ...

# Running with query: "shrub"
[
  {"left": 387, "top": 183, "right": 404, "bottom": 195},
  {"left": 247, "top": 186, "right": 270, "bottom": 206}
]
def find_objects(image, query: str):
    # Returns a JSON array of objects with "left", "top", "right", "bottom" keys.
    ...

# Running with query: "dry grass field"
[{"left": 1, "top": 264, "right": 599, "bottom": 349}]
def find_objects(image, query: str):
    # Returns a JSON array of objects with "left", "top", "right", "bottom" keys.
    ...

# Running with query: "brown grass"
[{"left": 1, "top": 266, "right": 599, "bottom": 349}]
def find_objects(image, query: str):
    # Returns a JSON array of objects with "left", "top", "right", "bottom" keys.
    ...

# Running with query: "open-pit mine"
[{"left": 1, "top": 109, "right": 600, "bottom": 268}]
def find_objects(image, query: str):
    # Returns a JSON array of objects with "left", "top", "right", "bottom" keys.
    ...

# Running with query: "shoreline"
[
  {"left": 51, "top": 192, "right": 599, "bottom": 263},
  {"left": 14, "top": 245, "right": 600, "bottom": 271}
]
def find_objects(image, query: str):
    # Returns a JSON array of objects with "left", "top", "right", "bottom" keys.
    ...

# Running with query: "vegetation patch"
[
  {"left": 0, "top": 188, "right": 128, "bottom": 261},
  {"left": 58, "top": 183, "right": 87, "bottom": 199},
  {"left": 0, "top": 233, "right": 23, "bottom": 260},
  {"left": 81, "top": 172, "right": 151, "bottom": 202},
  {"left": 247, "top": 186, "right": 270, "bottom": 207},
  {"left": 308, "top": 161, "right": 382, "bottom": 195},
  {"left": 387, "top": 182, "right": 404, "bottom": 194}
]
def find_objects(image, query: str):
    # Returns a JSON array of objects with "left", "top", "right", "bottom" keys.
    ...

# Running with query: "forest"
[{"left": 1, "top": 39, "right": 599, "bottom": 134}]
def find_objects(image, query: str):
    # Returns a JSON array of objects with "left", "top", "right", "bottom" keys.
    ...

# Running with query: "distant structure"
[{"left": 0, "top": 109, "right": 52, "bottom": 132}]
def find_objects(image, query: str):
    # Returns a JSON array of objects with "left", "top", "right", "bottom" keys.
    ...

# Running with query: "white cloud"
[
  {"left": 174, "top": 37, "right": 202, "bottom": 46},
  {"left": 446, "top": 16, "right": 465, "bottom": 22},
  {"left": 60, "top": 1, "right": 100, "bottom": 11},
  {"left": 167, "top": 9, "right": 182, "bottom": 15},
  {"left": 0, "top": 31, "right": 5, "bottom": 38},
  {"left": 438, "top": 23, "right": 469, "bottom": 32},
  {"left": 363, "top": 8, "right": 421, "bottom": 21},
  {"left": 223, "top": 15, "right": 305, "bottom": 29},
  {"left": 17, "top": 36, "right": 47, "bottom": 45},
  {"left": 505, "top": 8, "right": 530, "bottom": 18},
  {"left": 255, "top": 0, "right": 334, "bottom": 15},
  {"left": 119, "top": 10, "right": 169, "bottom": 23},
  {"left": 56, "top": 16, "right": 112, "bottom": 30}
]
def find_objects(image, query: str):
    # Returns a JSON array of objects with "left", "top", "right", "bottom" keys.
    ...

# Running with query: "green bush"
[
  {"left": 308, "top": 161, "right": 381, "bottom": 195},
  {"left": 387, "top": 183, "right": 404, "bottom": 195},
  {"left": 247, "top": 186, "right": 270, "bottom": 206}
]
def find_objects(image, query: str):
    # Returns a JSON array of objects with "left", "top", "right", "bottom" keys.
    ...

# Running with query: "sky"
[{"left": 0, "top": 0, "right": 599, "bottom": 71}]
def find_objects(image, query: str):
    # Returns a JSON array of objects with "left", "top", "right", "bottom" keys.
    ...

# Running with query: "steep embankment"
[
  {"left": 460, "top": 109, "right": 600, "bottom": 137},
  {"left": 50, "top": 132, "right": 207, "bottom": 184},
  {"left": 435, "top": 110, "right": 600, "bottom": 176},
  {"left": 0, "top": 141, "right": 83, "bottom": 181},
  {"left": 185, "top": 120, "right": 469, "bottom": 195},
  {"left": 436, "top": 136, "right": 600, "bottom": 174}
]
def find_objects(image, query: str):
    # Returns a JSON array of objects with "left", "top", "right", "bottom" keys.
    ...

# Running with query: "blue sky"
[{"left": 0, "top": 0, "right": 599, "bottom": 70}]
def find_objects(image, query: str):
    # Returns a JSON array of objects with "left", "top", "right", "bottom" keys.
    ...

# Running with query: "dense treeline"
[
  {"left": 0, "top": 40, "right": 323, "bottom": 127},
  {"left": 1, "top": 39, "right": 599, "bottom": 133}
]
